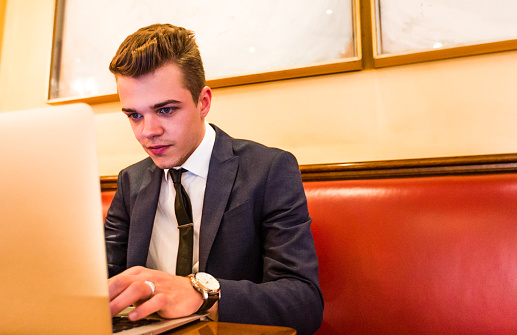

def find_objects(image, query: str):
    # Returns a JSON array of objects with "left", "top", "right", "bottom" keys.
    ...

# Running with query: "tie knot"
[{"left": 170, "top": 168, "right": 186, "bottom": 184}]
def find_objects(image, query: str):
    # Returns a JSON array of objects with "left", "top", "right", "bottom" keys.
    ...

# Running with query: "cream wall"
[{"left": 1, "top": 0, "right": 517, "bottom": 177}]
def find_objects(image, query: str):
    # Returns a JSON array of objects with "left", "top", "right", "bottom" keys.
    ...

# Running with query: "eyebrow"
[
  {"left": 121, "top": 99, "right": 181, "bottom": 113},
  {"left": 153, "top": 99, "right": 181, "bottom": 109}
]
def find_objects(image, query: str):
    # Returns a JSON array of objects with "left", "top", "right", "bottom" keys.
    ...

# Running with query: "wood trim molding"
[
  {"left": 100, "top": 175, "right": 118, "bottom": 191},
  {"left": 300, "top": 153, "right": 517, "bottom": 182},
  {"left": 100, "top": 153, "right": 517, "bottom": 191},
  {"left": 373, "top": 39, "right": 517, "bottom": 69},
  {"left": 0, "top": 0, "right": 6, "bottom": 66}
]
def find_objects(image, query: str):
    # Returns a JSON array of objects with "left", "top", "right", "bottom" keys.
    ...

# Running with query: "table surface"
[{"left": 169, "top": 320, "right": 297, "bottom": 334}]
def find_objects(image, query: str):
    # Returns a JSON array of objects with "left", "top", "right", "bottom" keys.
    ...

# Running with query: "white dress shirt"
[{"left": 146, "top": 122, "right": 215, "bottom": 275}]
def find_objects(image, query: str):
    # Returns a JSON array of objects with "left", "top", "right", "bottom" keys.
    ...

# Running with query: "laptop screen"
[{"left": 0, "top": 104, "right": 112, "bottom": 334}]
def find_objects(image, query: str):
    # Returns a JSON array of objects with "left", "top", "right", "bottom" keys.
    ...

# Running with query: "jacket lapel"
[
  {"left": 199, "top": 125, "right": 238, "bottom": 271},
  {"left": 127, "top": 163, "right": 162, "bottom": 268}
]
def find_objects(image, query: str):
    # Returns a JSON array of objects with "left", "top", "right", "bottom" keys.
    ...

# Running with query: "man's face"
[{"left": 116, "top": 63, "right": 211, "bottom": 169}]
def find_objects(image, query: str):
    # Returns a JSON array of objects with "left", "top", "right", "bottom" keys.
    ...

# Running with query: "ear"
[{"left": 198, "top": 86, "right": 212, "bottom": 118}]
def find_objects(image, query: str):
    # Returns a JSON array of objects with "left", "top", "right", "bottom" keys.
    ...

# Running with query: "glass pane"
[
  {"left": 377, "top": 0, "right": 517, "bottom": 55},
  {"left": 50, "top": 0, "right": 355, "bottom": 100}
]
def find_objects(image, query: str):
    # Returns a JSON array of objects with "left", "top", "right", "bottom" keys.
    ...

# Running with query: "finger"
[
  {"left": 109, "top": 280, "right": 155, "bottom": 317},
  {"left": 128, "top": 293, "right": 167, "bottom": 321},
  {"left": 109, "top": 266, "right": 159, "bottom": 300},
  {"left": 108, "top": 274, "right": 136, "bottom": 301}
]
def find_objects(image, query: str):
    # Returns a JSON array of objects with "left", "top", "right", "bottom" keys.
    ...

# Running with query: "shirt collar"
[{"left": 164, "top": 122, "right": 215, "bottom": 180}]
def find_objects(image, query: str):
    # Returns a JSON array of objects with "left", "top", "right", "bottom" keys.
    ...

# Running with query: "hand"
[{"left": 108, "top": 266, "right": 203, "bottom": 321}]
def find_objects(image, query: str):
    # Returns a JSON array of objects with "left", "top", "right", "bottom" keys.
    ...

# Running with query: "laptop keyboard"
[{"left": 112, "top": 316, "right": 161, "bottom": 333}]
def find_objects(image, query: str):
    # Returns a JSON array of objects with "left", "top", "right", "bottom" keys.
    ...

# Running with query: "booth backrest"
[
  {"left": 100, "top": 154, "right": 517, "bottom": 334},
  {"left": 304, "top": 173, "right": 517, "bottom": 334},
  {"left": 101, "top": 190, "right": 116, "bottom": 220}
]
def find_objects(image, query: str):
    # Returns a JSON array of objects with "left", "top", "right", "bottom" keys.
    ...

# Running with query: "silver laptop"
[{"left": 0, "top": 104, "right": 203, "bottom": 334}]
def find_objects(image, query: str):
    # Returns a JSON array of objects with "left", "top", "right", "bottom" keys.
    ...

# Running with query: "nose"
[{"left": 141, "top": 114, "right": 164, "bottom": 138}]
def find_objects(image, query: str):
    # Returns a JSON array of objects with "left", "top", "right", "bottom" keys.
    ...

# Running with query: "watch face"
[{"left": 196, "top": 272, "right": 220, "bottom": 291}]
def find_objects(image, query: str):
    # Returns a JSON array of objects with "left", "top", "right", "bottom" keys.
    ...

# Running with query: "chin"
[{"left": 150, "top": 156, "right": 182, "bottom": 170}]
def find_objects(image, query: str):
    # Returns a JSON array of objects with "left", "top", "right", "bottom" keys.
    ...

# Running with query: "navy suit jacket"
[{"left": 105, "top": 125, "right": 323, "bottom": 334}]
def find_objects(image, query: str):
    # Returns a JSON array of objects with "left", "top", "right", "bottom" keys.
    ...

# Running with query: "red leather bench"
[
  {"left": 101, "top": 190, "right": 116, "bottom": 220},
  {"left": 101, "top": 154, "right": 517, "bottom": 334}
]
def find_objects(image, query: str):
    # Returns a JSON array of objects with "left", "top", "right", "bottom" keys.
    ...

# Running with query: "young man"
[{"left": 104, "top": 23, "right": 323, "bottom": 335}]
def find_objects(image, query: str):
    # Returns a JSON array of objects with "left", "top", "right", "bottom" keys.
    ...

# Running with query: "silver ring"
[{"left": 144, "top": 280, "right": 156, "bottom": 300}]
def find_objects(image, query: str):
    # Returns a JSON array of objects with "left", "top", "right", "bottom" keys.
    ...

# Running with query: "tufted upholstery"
[{"left": 101, "top": 172, "right": 517, "bottom": 334}]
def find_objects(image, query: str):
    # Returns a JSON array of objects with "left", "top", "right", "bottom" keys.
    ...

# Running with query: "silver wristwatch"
[{"left": 188, "top": 272, "right": 220, "bottom": 312}]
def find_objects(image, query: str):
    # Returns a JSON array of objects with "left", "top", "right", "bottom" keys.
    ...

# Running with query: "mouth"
[{"left": 146, "top": 144, "right": 171, "bottom": 155}]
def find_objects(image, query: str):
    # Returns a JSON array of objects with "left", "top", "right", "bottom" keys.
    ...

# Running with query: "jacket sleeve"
[{"left": 216, "top": 150, "right": 324, "bottom": 335}]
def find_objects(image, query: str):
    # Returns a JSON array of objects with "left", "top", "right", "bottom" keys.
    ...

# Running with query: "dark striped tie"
[{"left": 170, "top": 168, "right": 193, "bottom": 276}]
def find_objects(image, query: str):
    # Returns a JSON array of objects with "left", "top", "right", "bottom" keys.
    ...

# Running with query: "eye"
[
  {"left": 127, "top": 113, "right": 142, "bottom": 120},
  {"left": 158, "top": 107, "right": 177, "bottom": 114}
]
